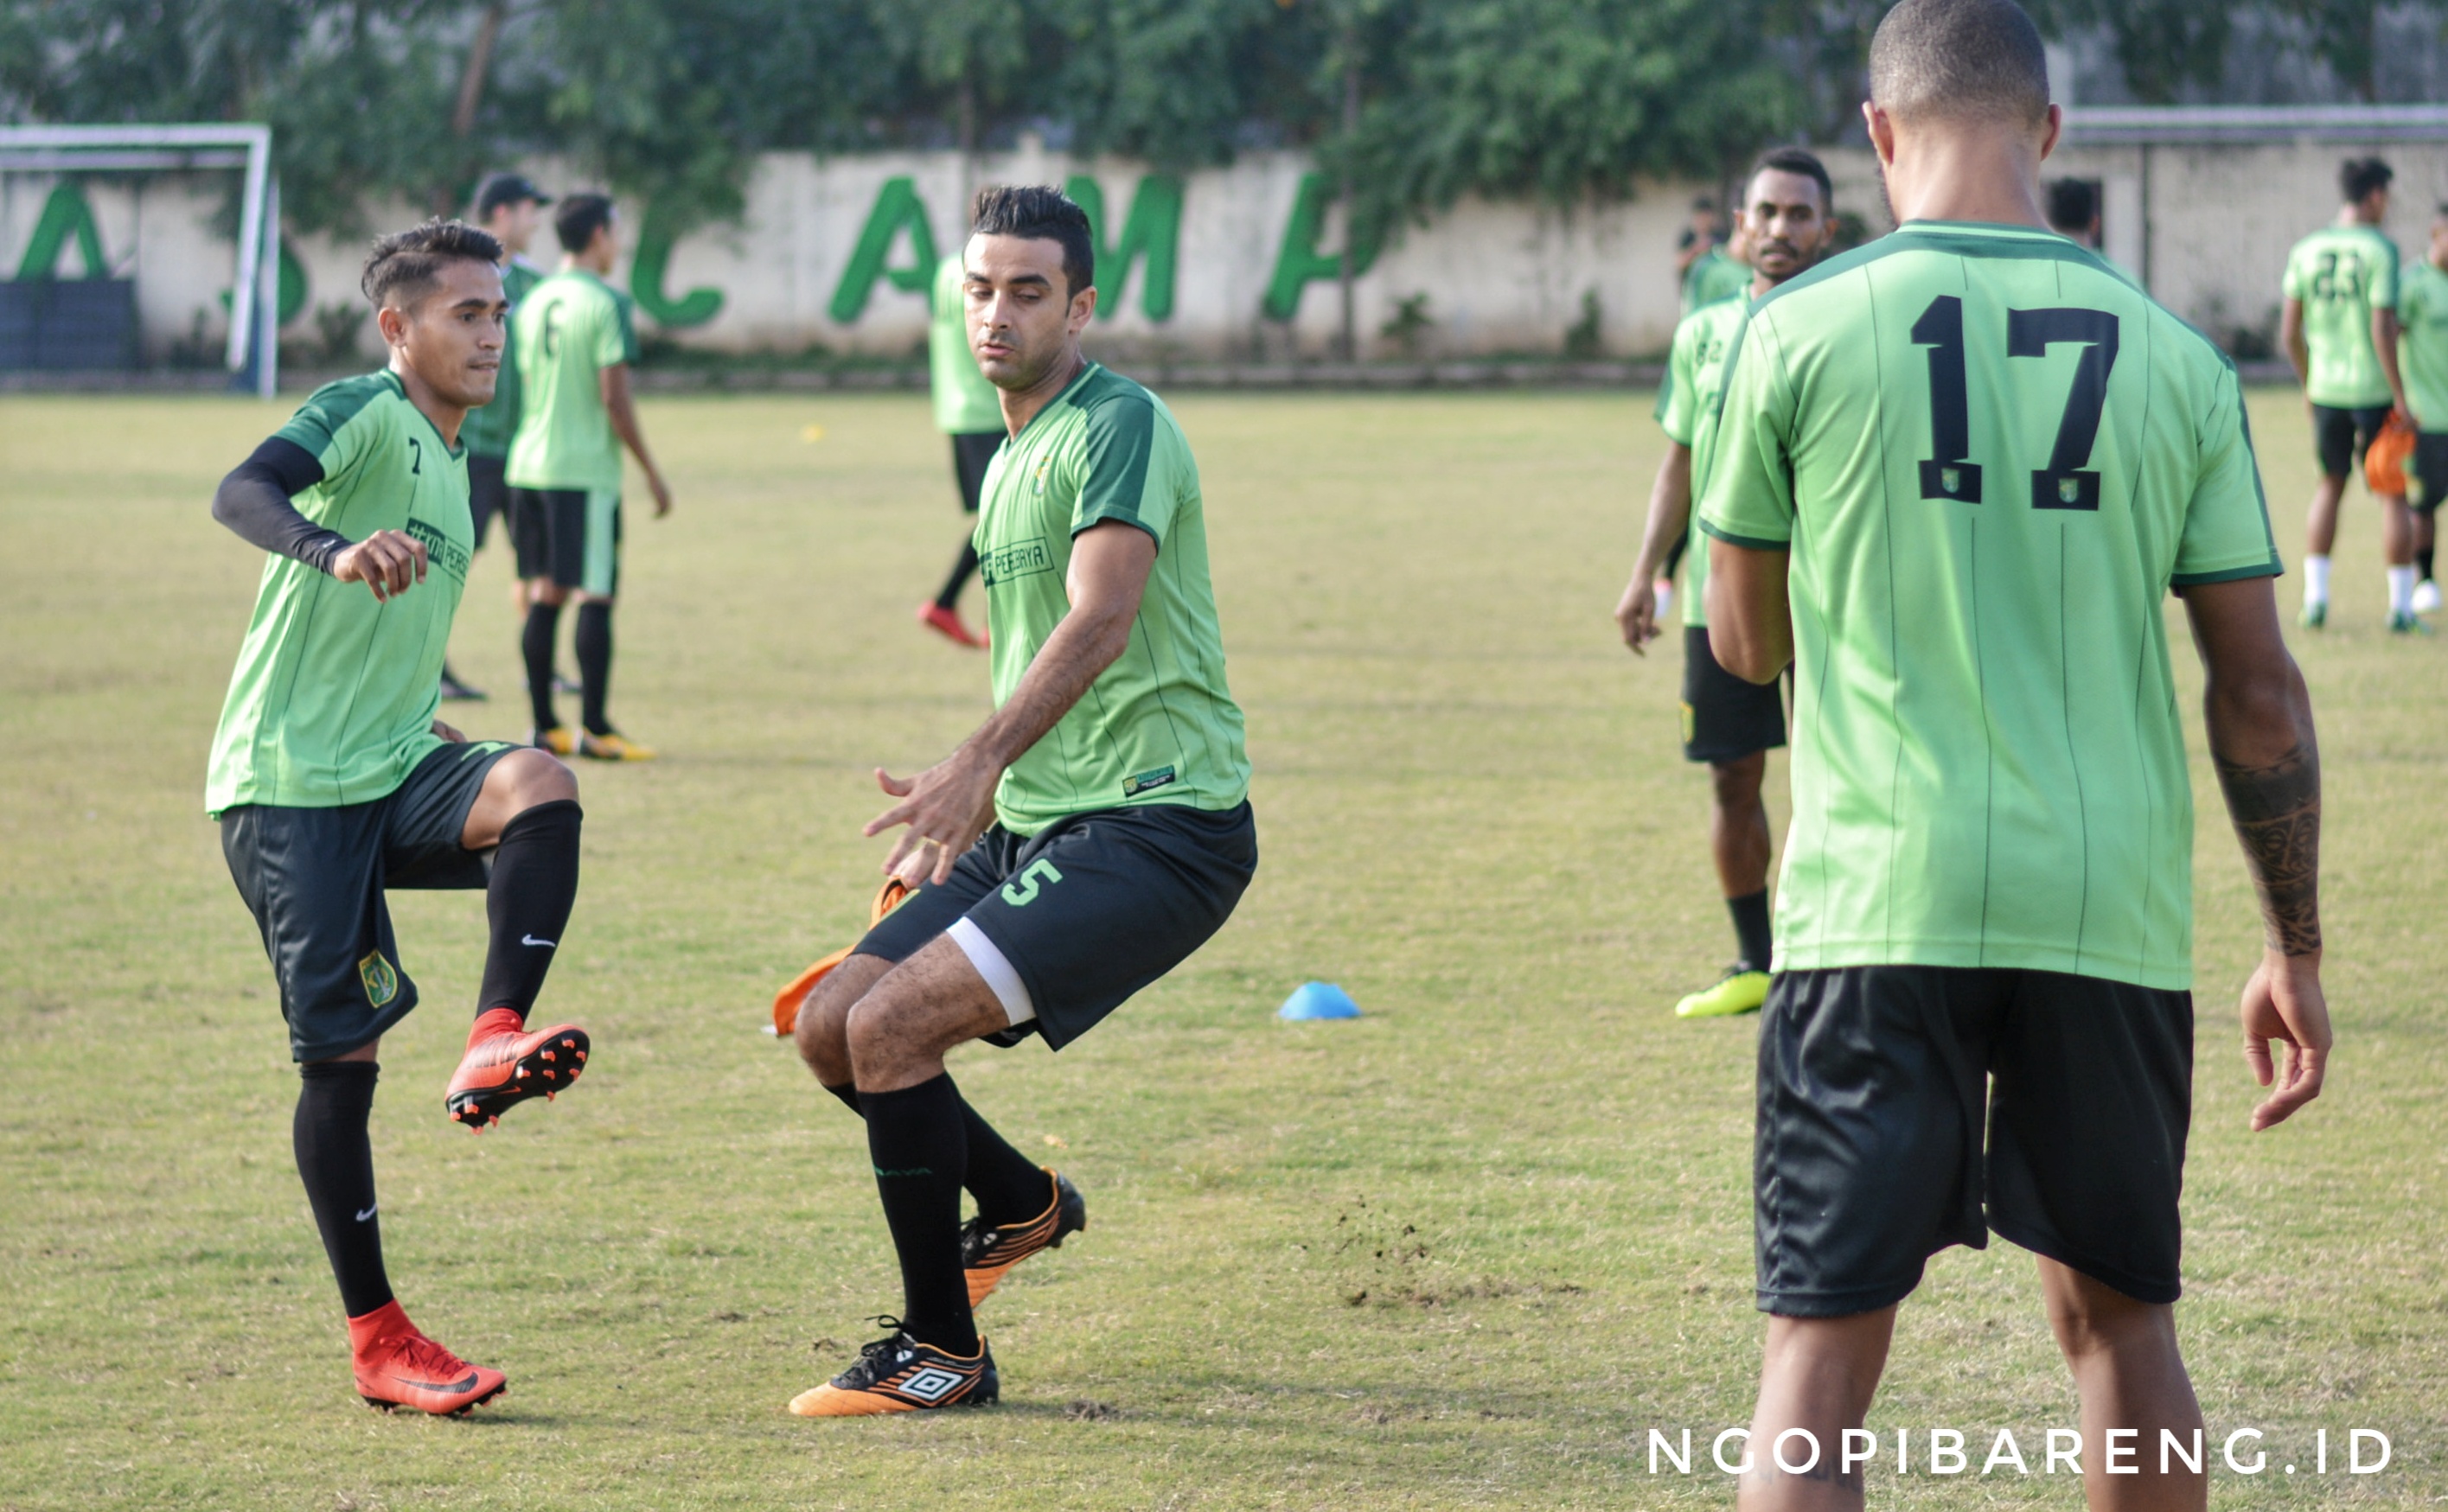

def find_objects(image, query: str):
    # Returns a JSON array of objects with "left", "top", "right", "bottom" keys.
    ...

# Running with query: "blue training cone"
[{"left": 1278, "top": 981, "right": 1361, "bottom": 1020}]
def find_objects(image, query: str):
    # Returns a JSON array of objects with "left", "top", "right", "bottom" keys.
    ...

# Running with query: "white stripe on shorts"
[{"left": 948, "top": 915, "right": 1036, "bottom": 1027}]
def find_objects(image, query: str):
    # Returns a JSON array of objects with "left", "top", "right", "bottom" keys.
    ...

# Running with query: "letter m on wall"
[{"left": 1065, "top": 175, "right": 1182, "bottom": 322}]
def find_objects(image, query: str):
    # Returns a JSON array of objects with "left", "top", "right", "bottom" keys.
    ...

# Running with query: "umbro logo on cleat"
[{"left": 898, "top": 1367, "right": 968, "bottom": 1402}]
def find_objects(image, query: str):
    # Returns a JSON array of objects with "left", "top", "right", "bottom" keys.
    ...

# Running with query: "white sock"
[
  {"left": 2305, "top": 554, "right": 2332, "bottom": 605},
  {"left": 2389, "top": 564, "right": 2417, "bottom": 616}
]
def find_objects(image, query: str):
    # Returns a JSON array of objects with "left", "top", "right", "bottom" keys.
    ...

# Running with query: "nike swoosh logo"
[
  {"left": 521, "top": 935, "right": 556, "bottom": 947},
  {"left": 355, "top": 1205, "right": 378, "bottom": 1222},
  {"left": 389, "top": 1370, "right": 481, "bottom": 1394}
]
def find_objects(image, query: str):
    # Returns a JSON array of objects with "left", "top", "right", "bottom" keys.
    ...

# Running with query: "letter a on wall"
[
  {"left": 16, "top": 180, "right": 108, "bottom": 280},
  {"left": 1064, "top": 174, "right": 1182, "bottom": 322},
  {"left": 830, "top": 176, "right": 938, "bottom": 325}
]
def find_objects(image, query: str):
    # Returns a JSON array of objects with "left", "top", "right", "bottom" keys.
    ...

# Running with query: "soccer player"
[
  {"left": 2281, "top": 156, "right": 2418, "bottom": 630},
  {"left": 2395, "top": 202, "right": 2448, "bottom": 613},
  {"left": 507, "top": 192, "right": 674, "bottom": 758},
  {"left": 917, "top": 246, "right": 1006, "bottom": 649},
  {"left": 1697, "top": 4, "right": 2331, "bottom": 1509},
  {"left": 2045, "top": 176, "right": 2100, "bottom": 250},
  {"left": 1682, "top": 202, "right": 1750, "bottom": 317},
  {"left": 1614, "top": 148, "right": 1835, "bottom": 1020},
  {"left": 785, "top": 186, "right": 1255, "bottom": 1417},
  {"left": 438, "top": 172, "right": 554, "bottom": 701},
  {"left": 207, "top": 220, "right": 595, "bottom": 1416}
]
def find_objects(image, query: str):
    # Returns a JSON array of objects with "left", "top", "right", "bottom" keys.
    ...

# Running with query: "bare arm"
[
  {"left": 2182, "top": 574, "right": 2331, "bottom": 1130},
  {"left": 2279, "top": 297, "right": 2309, "bottom": 391},
  {"left": 865, "top": 520, "right": 1156, "bottom": 882},
  {"left": 2374, "top": 305, "right": 2411, "bottom": 417},
  {"left": 1703, "top": 536, "right": 1792, "bottom": 684},
  {"left": 598, "top": 362, "right": 672, "bottom": 516},
  {"left": 1614, "top": 443, "right": 1691, "bottom": 654}
]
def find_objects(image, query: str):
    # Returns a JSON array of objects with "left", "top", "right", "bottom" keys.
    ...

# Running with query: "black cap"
[{"left": 473, "top": 172, "right": 551, "bottom": 218}]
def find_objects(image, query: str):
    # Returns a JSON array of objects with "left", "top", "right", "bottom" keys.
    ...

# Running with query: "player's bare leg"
[
  {"left": 2300, "top": 472, "right": 2347, "bottom": 625},
  {"left": 2039, "top": 1260, "right": 2208, "bottom": 1512},
  {"left": 1737, "top": 1308, "right": 1896, "bottom": 1512},
  {"left": 1679, "top": 750, "right": 1774, "bottom": 1018}
]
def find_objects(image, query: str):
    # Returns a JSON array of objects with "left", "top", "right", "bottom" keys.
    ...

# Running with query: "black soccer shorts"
[
  {"left": 853, "top": 801, "right": 1257, "bottom": 1049},
  {"left": 2311, "top": 403, "right": 2392, "bottom": 482},
  {"left": 2411, "top": 432, "right": 2448, "bottom": 512},
  {"left": 467, "top": 453, "right": 510, "bottom": 550},
  {"left": 1754, "top": 965, "right": 2193, "bottom": 1317},
  {"left": 951, "top": 431, "right": 1002, "bottom": 515},
  {"left": 220, "top": 740, "right": 519, "bottom": 1061},
  {"left": 1681, "top": 624, "right": 1786, "bottom": 763},
  {"left": 510, "top": 486, "right": 622, "bottom": 597}
]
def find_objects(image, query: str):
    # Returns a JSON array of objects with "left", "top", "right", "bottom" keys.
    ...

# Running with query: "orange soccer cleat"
[
  {"left": 349, "top": 1301, "right": 507, "bottom": 1415},
  {"left": 917, "top": 600, "right": 987, "bottom": 649},
  {"left": 446, "top": 1008, "right": 590, "bottom": 1128},
  {"left": 788, "top": 1325, "right": 997, "bottom": 1417},
  {"left": 962, "top": 1168, "right": 1087, "bottom": 1306}
]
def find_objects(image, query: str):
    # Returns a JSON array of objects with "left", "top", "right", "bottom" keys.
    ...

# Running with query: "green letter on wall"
[
  {"left": 630, "top": 207, "right": 725, "bottom": 328},
  {"left": 16, "top": 180, "right": 108, "bottom": 280},
  {"left": 829, "top": 176, "right": 937, "bottom": 325},
  {"left": 1064, "top": 174, "right": 1182, "bottom": 322},
  {"left": 1262, "top": 173, "right": 1379, "bottom": 322}
]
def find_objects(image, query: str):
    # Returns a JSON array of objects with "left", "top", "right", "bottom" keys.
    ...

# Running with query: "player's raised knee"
[{"left": 496, "top": 746, "right": 579, "bottom": 807}]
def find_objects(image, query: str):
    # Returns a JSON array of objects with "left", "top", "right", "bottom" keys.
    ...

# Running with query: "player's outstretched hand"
[
  {"left": 2241, "top": 948, "right": 2331, "bottom": 1132},
  {"left": 1615, "top": 575, "right": 1659, "bottom": 654},
  {"left": 332, "top": 530, "right": 428, "bottom": 603},
  {"left": 864, "top": 749, "right": 1000, "bottom": 887}
]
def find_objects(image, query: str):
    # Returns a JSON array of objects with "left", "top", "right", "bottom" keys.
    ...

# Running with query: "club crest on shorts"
[{"left": 358, "top": 950, "right": 400, "bottom": 1009}]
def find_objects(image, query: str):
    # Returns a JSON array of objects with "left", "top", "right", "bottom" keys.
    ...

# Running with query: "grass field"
[{"left": 3, "top": 386, "right": 2444, "bottom": 1510}]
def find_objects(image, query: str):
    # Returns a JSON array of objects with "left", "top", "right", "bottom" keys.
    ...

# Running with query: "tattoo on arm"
[{"left": 2215, "top": 743, "right": 2322, "bottom": 955}]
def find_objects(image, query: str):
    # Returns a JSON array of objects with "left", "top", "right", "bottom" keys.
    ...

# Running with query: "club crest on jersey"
[
  {"left": 2058, "top": 476, "right": 2081, "bottom": 505},
  {"left": 898, "top": 1366, "right": 968, "bottom": 1402},
  {"left": 1032, "top": 460, "right": 1050, "bottom": 495},
  {"left": 358, "top": 950, "right": 400, "bottom": 1009},
  {"left": 1940, "top": 466, "right": 1965, "bottom": 495}
]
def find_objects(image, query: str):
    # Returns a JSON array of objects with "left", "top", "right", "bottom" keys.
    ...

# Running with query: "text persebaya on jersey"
[
  {"left": 981, "top": 537, "right": 1053, "bottom": 587},
  {"left": 405, "top": 517, "right": 470, "bottom": 581}
]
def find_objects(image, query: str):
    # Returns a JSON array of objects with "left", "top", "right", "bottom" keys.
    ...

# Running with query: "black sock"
[
  {"left": 1728, "top": 889, "right": 1773, "bottom": 973},
  {"left": 523, "top": 600, "right": 561, "bottom": 731},
  {"left": 960, "top": 1098, "right": 1050, "bottom": 1227},
  {"left": 861, "top": 1074, "right": 976, "bottom": 1353},
  {"left": 476, "top": 799, "right": 583, "bottom": 1020},
  {"left": 294, "top": 1062, "right": 393, "bottom": 1318},
  {"left": 575, "top": 602, "right": 613, "bottom": 736},
  {"left": 935, "top": 541, "right": 980, "bottom": 611},
  {"left": 2419, "top": 544, "right": 2436, "bottom": 583},
  {"left": 825, "top": 1081, "right": 1045, "bottom": 1225}
]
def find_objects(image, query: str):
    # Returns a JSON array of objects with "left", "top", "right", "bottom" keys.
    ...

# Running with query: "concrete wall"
[{"left": 7, "top": 137, "right": 2448, "bottom": 369}]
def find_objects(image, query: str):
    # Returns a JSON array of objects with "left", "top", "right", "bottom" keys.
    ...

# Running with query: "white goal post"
[{"left": 0, "top": 123, "right": 278, "bottom": 395}]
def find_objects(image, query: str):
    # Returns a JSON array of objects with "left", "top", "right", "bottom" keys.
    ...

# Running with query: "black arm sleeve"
[{"left": 212, "top": 437, "right": 348, "bottom": 574}]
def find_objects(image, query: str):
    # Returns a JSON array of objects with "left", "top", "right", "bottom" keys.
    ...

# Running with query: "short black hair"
[
  {"left": 361, "top": 218, "right": 503, "bottom": 309},
  {"left": 2341, "top": 157, "right": 2394, "bottom": 204},
  {"left": 969, "top": 185, "right": 1094, "bottom": 299},
  {"left": 1749, "top": 147, "right": 1833, "bottom": 212},
  {"left": 2046, "top": 178, "right": 2098, "bottom": 233},
  {"left": 1869, "top": 0, "right": 2050, "bottom": 127},
  {"left": 555, "top": 193, "right": 617, "bottom": 253}
]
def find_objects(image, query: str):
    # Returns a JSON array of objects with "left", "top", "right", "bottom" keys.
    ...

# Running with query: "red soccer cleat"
[
  {"left": 916, "top": 600, "right": 987, "bottom": 649},
  {"left": 349, "top": 1301, "right": 507, "bottom": 1415},
  {"left": 445, "top": 1008, "right": 590, "bottom": 1128}
]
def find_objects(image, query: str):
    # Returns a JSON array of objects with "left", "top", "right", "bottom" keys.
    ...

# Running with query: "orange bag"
[
  {"left": 770, "top": 878, "right": 911, "bottom": 1036},
  {"left": 2367, "top": 410, "right": 2417, "bottom": 495}
]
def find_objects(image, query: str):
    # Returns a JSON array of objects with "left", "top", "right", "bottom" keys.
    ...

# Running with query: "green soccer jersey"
[
  {"left": 506, "top": 267, "right": 639, "bottom": 492},
  {"left": 1652, "top": 293, "right": 1748, "bottom": 627},
  {"left": 973, "top": 361, "right": 1250, "bottom": 835},
  {"left": 459, "top": 258, "right": 544, "bottom": 458},
  {"left": 1683, "top": 247, "right": 1749, "bottom": 317},
  {"left": 2398, "top": 257, "right": 2448, "bottom": 431},
  {"left": 1697, "top": 220, "right": 2281, "bottom": 990},
  {"left": 931, "top": 255, "right": 1005, "bottom": 435},
  {"left": 206, "top": 371, "right": 474, "bottom": 815},
  {"left": 2282, "top": 223, "right": 2400, "bottom": 409}
]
